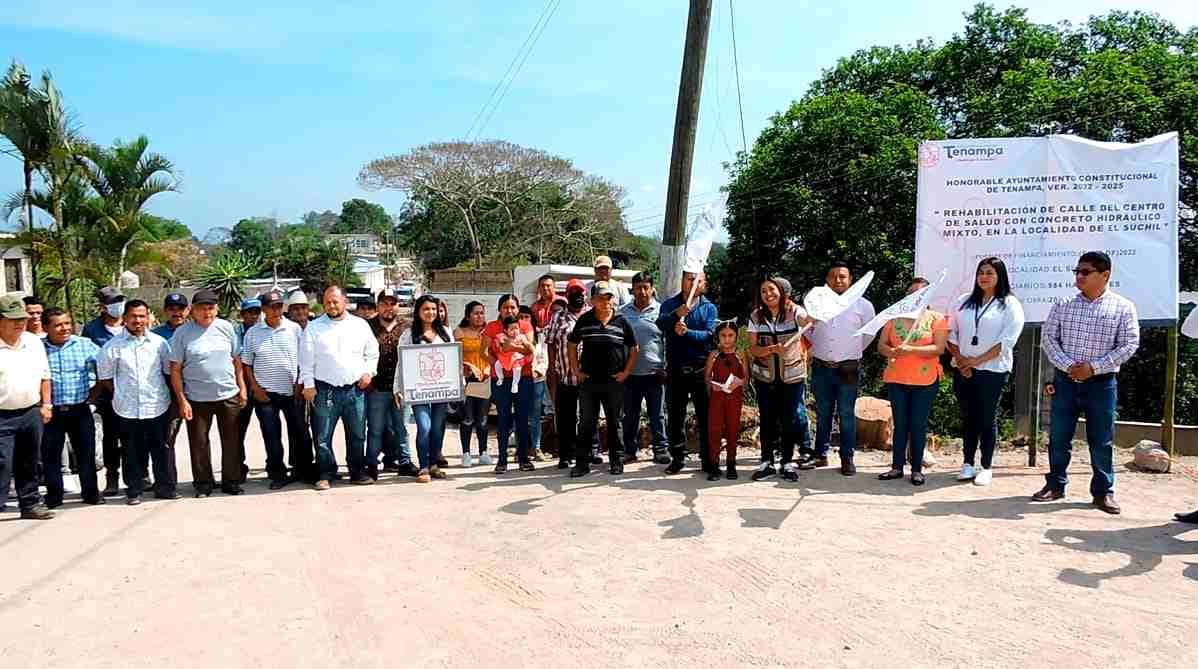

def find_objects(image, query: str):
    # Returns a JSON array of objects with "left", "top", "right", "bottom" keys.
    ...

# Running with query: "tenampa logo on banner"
[{"left": 914, "top": 133, "right": 1179, "bottom": 323}]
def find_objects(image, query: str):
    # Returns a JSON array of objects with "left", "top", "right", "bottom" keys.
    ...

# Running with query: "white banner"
[
  {"left": 915, "top": 132, "right": 1179, "bottom": 323},
  {"left": 803, "top": 271, "right": 874, "bottom": 322},
  {"left": 854, "top": 269, "right": 947, "bottom": 338},
  {"left": 399, "top": 343, "right": 464, "bottom": 404}
]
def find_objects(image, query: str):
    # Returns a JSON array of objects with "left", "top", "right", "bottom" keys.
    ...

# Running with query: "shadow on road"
[
  {"left": 913, "top": 495, "right": 1094, "bottom": 521},
  {"left": 1044, "top": 523, "right": 1198, "bottom": 588}
]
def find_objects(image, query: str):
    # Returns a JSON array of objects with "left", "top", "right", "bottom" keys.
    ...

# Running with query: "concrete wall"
[{"left": 1076, "top": 419, "right": 1198, "bottom": 455}]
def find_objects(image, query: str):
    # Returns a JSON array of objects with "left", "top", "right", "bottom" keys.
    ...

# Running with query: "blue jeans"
[
  {"left": 530, "top": 380, "right": 547, "bottom": 452},
  {"left": 812, "top": 363, "right": 859, "bottom": 458},
  {"left": 1046, "top": 370, "right": 1117, "bottom": 497},
  {"left": 755, "top": 380, "right": 805, "bottom": 465},
  {"left": 460, "top": 395, "right": 490, "bottom": 455},
  {"left": 953, "top": 369, "right": 1008, "bottom": 469},
  {"left": 366, "top": 390, "right": 411, "bottom": 472},
  {"left": 492, "top": 375, "right": 533, "bottom": 465},
  {"left": 622, "top": 373, "right": 667, "bottom": 456},
  {"left": 793, "top": 382, "right": 813, "bottom": 454},
  {"left": 312, "top": 382, "right": 367, "bottom": 481},
  {"left": 411, "top": 403, "right": 448, "bottom": 470},
  {"left": 254, "top": 391, "right": 308, "bottom": 481},
  {"left": 888, "top": 382, "right": 938, "bottom": 473}
]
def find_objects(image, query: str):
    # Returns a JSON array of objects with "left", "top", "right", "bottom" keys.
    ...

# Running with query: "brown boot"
[
  {"left": 102, "top": 471, "right": 120, "bottom": 497},
  {"left": 1093, "top": 494, "right": 1121, "bottom": 515}
]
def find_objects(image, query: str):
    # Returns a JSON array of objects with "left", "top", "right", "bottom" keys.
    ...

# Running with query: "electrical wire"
[{"left": 473, "top": 0, "right": 562, "bottom": 140}]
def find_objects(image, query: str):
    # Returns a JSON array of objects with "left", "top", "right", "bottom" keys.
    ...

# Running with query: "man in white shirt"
[
  {"left": 242, "top": 290, "right": 312, "bottom": 489},
  {"left": 803, "top": 261, "right": 876, "bottom": 475},
  {"left": 299, "top": 286, "right": 379, "bottom": 490},
  {"left": 95, "top": 299, "right": 178, "bottom": 505},
  {"left": 0, "top": 294, "right": 54, "bottom": 519}
]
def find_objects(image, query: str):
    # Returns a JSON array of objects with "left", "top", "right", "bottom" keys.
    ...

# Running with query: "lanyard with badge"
[{"left": 971, "top": 298, "right": 995, "bottom": 347}]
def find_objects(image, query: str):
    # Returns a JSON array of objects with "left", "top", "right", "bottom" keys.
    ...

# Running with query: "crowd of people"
[{"left": 0, "top": 250, "right": 1160, "bottom": 521}]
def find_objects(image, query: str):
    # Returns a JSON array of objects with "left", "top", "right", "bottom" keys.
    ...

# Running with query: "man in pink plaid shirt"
[{"left": 1033, "top": 251, "right": 1140, "bottom": 514}]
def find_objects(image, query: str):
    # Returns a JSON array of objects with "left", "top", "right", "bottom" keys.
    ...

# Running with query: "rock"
[
  {"left": 1132, "top": 440, "right": 1170, "bottom": 473},
  {"left": 854, "top": 396, "right": 894, "bottom": 451}
]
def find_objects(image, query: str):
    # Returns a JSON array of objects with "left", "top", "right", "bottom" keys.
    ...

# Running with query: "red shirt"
[
  {"left": 484, "top": 319, "right": 535, "bottom": 373},
  {"left": 531, "top": 299, "right": 555, "bottom": 333}
]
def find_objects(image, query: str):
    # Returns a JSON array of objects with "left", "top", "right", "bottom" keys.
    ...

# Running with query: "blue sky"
[{"left": 2, "top": 1, "right": 1194, "bottom": 240}]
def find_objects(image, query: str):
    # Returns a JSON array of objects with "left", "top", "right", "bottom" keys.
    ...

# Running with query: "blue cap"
[
  {"left": 239, "top": 298, "right": 262, "bottom": 311},
  {"left": 163, "top": 292, "right": 188, "bottom": 308}
]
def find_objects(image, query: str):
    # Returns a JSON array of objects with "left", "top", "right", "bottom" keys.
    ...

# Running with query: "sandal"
[
  {"left": 877, "top": 469, "right": 904, "bottom": 480},
  {"left": 911, "top": 472, "right": 926, "bottom": 486}
]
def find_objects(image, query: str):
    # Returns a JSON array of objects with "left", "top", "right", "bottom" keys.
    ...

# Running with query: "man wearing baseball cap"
[
  {"left": 545, "top": 279, "right": 600, "bottom": 469},
  {"left": 242, "top": 290, "right": 312, "bottom": 488},
  {"left": 234, "top": 296, "right": 263, "bottom": 481},
  {"left": 82, "top": 286, "right": 129, "bottom": 496},
  {"left": 365, "top": 289, "right": 416, "bottom": 479},
  {"left": 170, "top": 289, "right": 247, "bottom": 496},
  {"left": 152, "top": 292, "right": 190, "bottom": 486},
  {"left": 355, "top": 294, "right": 377, "bottom": 321},
  {"left": 589, "top": 255, "right": 631, "bottom": 307},
  {"left": 0, "top": 293, "right": 55, "bottom": 519}
]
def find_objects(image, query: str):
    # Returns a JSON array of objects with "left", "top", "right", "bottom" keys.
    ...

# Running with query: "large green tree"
[
  {"left": 331, "top": 198, "right": 390, "bottom": 236},
  {"left": 717, "top": 4, "right": 1198, "bottom": 422}
]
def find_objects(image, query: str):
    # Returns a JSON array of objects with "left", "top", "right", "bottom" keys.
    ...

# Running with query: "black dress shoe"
[
  {"left": 556, "top": 460, "right": 572, "bottom": 470},
  {"left": 653, "top": 452, "right": 672, "bottom": 465},
  {"left": 569, "top": 466, "right": 592, "bottom": 478},
  {"left": 436, "top": 457, "right": 450, "bottom": 468},
  {"left": 664, "top": 451, "right": 685, "bottom": 475},
  {"left": 220, "top": 484, "right": 244, "bottom": 496},
  {"left": 154, "top": 491, "right": 183, "bottom": 500},
  {"left": 814, "top": 456, "right": 829, "bottom": 468},
  {"left": 126, "top": 496, "right": 142, "bottom": 506},
  {"left": 396, "top": 462, "right": 422, "bottom": 477},
  {"left": 725, "top": 466, "right": 738, "bottom": 480},
  {"left": 1031, "top": 486, "right": 1065, "bottom": 502},
  {"left": 622, "top": 454, "right": 639, "bottom": 464},
  {"left": 589, "top": 454, "right": 603, "bottom": 465},
  {"left": 519, "top": 461, "right": 536, "bottom": 472},
  {"left": 1175, "top": 510, "right": 1198, "bottom": 524},
  {"left": 82, "top": 497, "right": 106, "bottom": 506},
  {"left": 269, "top": 479, "right": 288, "bottom": 490},
  {"left": 609, "top": 462, "right": 624, "bottom": 476},
  {"left": 707, "top": 470, "right": 723, "bottom": 482},
  {"left": 840, "top": 457, "right": 856, "bottom": 476}
]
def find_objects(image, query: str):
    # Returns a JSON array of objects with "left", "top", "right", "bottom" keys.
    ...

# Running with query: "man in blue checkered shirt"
[
  {"left": 1034, "top": 251, "right": 1140, "bottom": 515},
  {"left": 41, "top": 307, "right": 104, "bottom": 506}
]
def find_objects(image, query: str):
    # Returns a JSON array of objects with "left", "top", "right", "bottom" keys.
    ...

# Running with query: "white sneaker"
[
  {"left": 973, "top": 468, "right": 993, "bottom": 486},
  {"left": 479, "top": 452, "right": 493, "bottom": 466},
  {"left": 957, "top": 464, "right": 976, "bottom": 481},
  {"left": 462, "top": 453, "right": 473, "bottom": 468}
]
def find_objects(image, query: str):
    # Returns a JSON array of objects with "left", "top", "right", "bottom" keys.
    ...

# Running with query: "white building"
[{"left": 0, "top": 233, "right": 33, "bottom": 295}]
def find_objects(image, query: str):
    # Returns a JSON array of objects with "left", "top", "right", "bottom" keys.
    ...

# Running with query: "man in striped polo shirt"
[
  {"left": 567, "top": 281, "right": 639, "bottom": 477},
  {"left": 242, "top": 290, "right": 312, "bottom": 488}
]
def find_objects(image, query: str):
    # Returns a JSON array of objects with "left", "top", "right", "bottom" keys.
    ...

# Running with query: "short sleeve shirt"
[
  {"left": 567, "top": 311, "right": 637, "bottom": 381},
  {"left": 169, "top": 319, "right": 240, "bottom": 402},
  {"left": 882, "top": 311, "right": 948, "bottom": 386}
]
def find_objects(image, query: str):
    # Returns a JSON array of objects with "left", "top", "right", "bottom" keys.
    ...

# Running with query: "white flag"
[
  {"left": 682, "top": 203, "right": 720, "bottom": 274},
  {"left": 1182, "top": 292, "right": 1198, "bottom": 339},
  {"left": 854, "top": 269, "right": 948, "bottom": 338},
  {"left": 804, "top": 271, "right": 875, "bottom": 322}
]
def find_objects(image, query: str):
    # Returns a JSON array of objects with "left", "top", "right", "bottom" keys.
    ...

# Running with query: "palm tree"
[
  {"left": 0, "top": 61, "right": 72, "bottom": 289},
  {"left": 81, "top": 135, "right": 179, "bottom": 284}
]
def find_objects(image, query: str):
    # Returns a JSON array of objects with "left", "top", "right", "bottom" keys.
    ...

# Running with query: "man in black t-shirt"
[{"left": 567, "top": 281, "right": 639, "bottom": 477}]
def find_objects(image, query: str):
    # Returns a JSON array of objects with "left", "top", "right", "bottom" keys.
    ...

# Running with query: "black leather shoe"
[
  {"left": 556, "top": 459, "right": 572, "bottom": 470},
  {"left": 1175, "top": 510, "right": 1198, "bottom": 524},
  {"left": 269, "top": 479, "right": 288, "bottom": 490},
  {"left": 1031, "top": 486, "right": 1065, "bottom": 502},
  {"left": 154, "top": 491, "right": 183, "bottom": 500},
  {"left": 609, "top": 462, "right": 624, "bottom": 476},
  {"left": 814, "top": 456, "right": 829, "bottom": 468},
  {"left": 569, "top": 466, "right": 592, "bottom": 478},
  {"left": 126, "top": 496, "right": 142, "bottom": 506},
  {"left": 589, "top": 454, "right": 603, "bottom": 465},
  {"left": 664, "top": 450, "right": 685, "bottom": 475},
  {"left": 82, "top": 497, "right": 106, "bottom": 506},
  {"left": 840, "top": 457, "right": 857, "bottom": 476},
  {"left": 653, "top": 452, "right": 672, "bottom": 465},
  {"left": 220, "top": 484, "right": 244, "bottom": 496}
]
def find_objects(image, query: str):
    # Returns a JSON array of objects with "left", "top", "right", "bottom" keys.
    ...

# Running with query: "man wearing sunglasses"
[{"left": 1034, "top": 251, "right": 1139, "bottom": 514}]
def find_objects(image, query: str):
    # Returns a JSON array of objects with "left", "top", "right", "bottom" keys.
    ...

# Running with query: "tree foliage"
[
  {"left": 361, "top": 140, "right": 644, "bottom": 269},
  {"left": 332, "top": 198, "right": 390, "bottom": 235},
  {"left": 716, "top": 4, "right": 1198, "bottom": 423}
]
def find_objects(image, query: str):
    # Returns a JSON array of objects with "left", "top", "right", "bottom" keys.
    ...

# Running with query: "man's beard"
[{"left": 380, "top": 311, "right": 396, "bottom": 323}]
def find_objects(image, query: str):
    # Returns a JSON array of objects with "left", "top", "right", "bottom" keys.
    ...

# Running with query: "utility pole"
[{"left": 660, "top": 0, "right": 712, "bottom": 294}]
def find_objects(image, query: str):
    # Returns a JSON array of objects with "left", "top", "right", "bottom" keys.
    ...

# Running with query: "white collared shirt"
[
  {"left": 299, "top": 313, "right": 379, "bottom": 387},
  {"left": 948, "top": 293, "right": 1026, "bottom": 373},
  {"left": 0, "top": 331, "right": 51, "bottom": 410},
  {"left": 806, "top": 294, "right": 876, "bottom": 363},
  {"left": 96, "top": 330, "right": 172, "bottom": 419}
]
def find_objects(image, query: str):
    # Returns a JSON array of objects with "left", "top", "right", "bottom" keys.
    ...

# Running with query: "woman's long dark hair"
[
  {"left": 458, "top": 300, "right": 484, "bottom": 329},
  {"left": 752, "top": 276, "right": 790, "bottom": 325},
  {"left": 411, "top": 295, "right": 451, "bottom": 342},
  {"left": 961, "top": 257, "right": 1012, "bottom": 311}
]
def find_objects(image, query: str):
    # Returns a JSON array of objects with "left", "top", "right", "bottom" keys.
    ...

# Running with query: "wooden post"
[
  {"left": 1162, "top": 325, "right": 1179, "bottom": 457},
  {"left": 660, "top": 0, "right": 713, "bottom": 293}
]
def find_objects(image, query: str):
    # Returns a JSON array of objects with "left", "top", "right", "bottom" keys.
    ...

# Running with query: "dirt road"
[{"left": 2, "top": 421, "right": 1196, "bottom": 668}]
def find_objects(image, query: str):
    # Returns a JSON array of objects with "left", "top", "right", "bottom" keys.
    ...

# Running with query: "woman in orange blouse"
[{"left": 876, "top": 278, "right": 949, "bottom": 486}]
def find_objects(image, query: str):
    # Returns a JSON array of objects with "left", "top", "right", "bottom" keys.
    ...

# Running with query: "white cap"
[{"left": 285, "top": 290, "right": 310, "bottom": 307}]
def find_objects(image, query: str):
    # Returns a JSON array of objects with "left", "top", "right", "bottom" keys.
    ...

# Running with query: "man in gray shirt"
[
  {"left": 618, "top": 272, "right": 669, "bottom": 464},
  {"left": 169, "top": 289, "right": 247, "bottom": 497}
]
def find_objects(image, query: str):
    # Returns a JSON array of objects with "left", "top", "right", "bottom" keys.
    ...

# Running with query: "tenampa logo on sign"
[{"left": 943, "top": 144, "right": 1005, "bottom": 162}]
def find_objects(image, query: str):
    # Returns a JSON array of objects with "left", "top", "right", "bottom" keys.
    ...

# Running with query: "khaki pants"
[{"left": 187, "top": 398, "right": 242, "bottom": 492}]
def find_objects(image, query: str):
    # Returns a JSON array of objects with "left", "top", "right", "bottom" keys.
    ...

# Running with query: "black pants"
[
  {"left": 255, "top": 392, "right": 309, "bottom": 481},
  {"left": 579, "top": 380, "right": 624, "bottom": 464},
  {"left": 0, "top": 405, "right": 43, "bottom": 511},
  {"left": 119, "top": 413, "right": 174, "bottom": 499},
  {"left": 667, "top": 366, "right": 710, "bottom": 469},
  {"left": 553, "top": 383, "right": 599, "bottom": 463},
  {"left": 41, "top": 403, "right": 100, "bottom": 504},
  {"left": 94, "top": 397, "right": 123, "bottom": 478},
  {"left": 236, "top": 395, "right": 258, "bottom": 481}
]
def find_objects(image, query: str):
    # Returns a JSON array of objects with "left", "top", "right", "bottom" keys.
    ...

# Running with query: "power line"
[
  {"left": 464, "top": 0, "right": 558, "bottom": 140},
  {"left": 728, "top": 0, "right": 748, "bottom": 154},
  {"left": 473, "top": 0, "right": 562, "bottom": 140}
]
